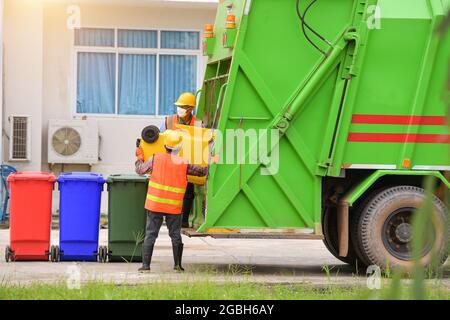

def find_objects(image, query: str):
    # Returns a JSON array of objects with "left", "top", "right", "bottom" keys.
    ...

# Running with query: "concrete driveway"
[{"left": 1, "top": 228, "right": 449, "bottom": 288}]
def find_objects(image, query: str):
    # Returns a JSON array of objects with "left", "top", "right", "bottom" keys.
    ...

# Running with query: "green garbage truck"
[{"left": 185, "top": 0, "right": 450, "bottom": 270}]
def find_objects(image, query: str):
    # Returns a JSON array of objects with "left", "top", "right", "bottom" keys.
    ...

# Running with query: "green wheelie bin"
[{"left": 106, "top": 174, "right": 148, "bottom": 262}]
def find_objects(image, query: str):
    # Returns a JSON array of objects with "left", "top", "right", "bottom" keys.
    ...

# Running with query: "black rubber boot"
[
  {"left": 138, "top": 244, "right": 154, "bottom": 273},
  {"left": 181, "top": 198, "right": 193, "bottom": 228},
  {"left": 173, "top": 243, "right": 185, "bottom": 272}
]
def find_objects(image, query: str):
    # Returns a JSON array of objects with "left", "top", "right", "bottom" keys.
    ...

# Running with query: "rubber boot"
[
  {"left": 138, "top": 244, "right": 154, "bottom": 273},
  {"left": 181, "top": 198, "right": 193, "bottom": 228},
  {"left": 173, "top": 243, "right": 185, "bottom": 272}
]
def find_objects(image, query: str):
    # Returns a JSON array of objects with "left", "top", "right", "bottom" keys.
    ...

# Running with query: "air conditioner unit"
[
  {"left": 9, "top": 115, "right": 32, "bottom": 161},
  {"left": 48, "top": 119, "right": 99, "bottom": 165}
]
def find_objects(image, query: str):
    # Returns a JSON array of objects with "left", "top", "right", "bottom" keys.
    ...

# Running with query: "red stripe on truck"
[
  {"left": 352, "top": 115, "right": 447, "bottom": 125},
  {"left": 348, "top": 133, "right": 450, "bottom": 144}
]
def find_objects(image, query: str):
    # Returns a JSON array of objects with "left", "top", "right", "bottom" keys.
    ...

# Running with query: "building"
[{"left": 0, "top": 0, "right": 217, "bottom": 213}]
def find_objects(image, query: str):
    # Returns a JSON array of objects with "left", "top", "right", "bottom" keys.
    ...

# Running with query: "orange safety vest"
[
  {"left": 145, "top": 153, "right": 188, "bottom": 214},
  {"left": 166, "top": 114, "right": 201, "bottom": 130}
]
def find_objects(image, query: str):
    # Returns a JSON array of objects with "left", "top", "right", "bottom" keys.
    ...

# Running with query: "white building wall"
[{"left": 3, "top": 0, "right": 44, "bottom": 172}]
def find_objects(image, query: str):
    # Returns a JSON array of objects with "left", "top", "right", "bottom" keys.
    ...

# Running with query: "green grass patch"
[{"left": 1, "top": 281, "right": 449, "bottom": 300}]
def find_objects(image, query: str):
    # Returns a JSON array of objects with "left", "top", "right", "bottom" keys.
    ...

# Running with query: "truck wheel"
[
  {"left": 350, "top": 191, "right": 382, "bottom": 268},
  {"left": 356, "top": 186, "right": 448, "bottom": 270},
  {"left": 322, "top": 207, "right": 364, "bottom": 268}
]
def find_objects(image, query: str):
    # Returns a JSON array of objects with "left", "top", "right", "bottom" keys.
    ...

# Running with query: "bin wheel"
[
  {"left": 5, "top": 245, "right": 11, "bottom": 263},
  {"left": 105, "top": 247, "right": 109, "bottom": 263},
  {"left": 98, "top": 246, "right": 107, "bottom": 263},
  {"left": 50, "top": 245, "right": 60, "bottom": 262},
  {"left": 55, "top": 245, "right": 60, "bottom": 262},
  {"left": 50, "top": 246, "right": 56, "bottom": 262},
  {"left": 103, "top": 246, "right": 109, "bottom": 263},
  {"left": 98, "top": 247, "right": 103, "bottom": 263},
  {"left": 102, "top": 246, "right": 108, "bottom": 263},
  {"left": 141, "top": 125, "right": 160, "bottom": 144}
]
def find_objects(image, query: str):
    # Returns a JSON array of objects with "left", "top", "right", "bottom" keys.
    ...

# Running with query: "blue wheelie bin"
[{"left": 56, "top": 172, "right": 105, "bottom": 262}]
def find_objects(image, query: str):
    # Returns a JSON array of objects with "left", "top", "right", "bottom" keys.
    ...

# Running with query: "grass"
[{"left": 1, "top": 281, "right": 449, "bottom": 300}]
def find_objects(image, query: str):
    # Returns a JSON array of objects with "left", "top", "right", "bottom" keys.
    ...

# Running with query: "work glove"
[{"left": 135, "top": 147, "right": 144, "bottom": 161}]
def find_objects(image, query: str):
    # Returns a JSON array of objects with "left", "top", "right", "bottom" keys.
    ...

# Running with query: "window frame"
[{"left": 71, "top": 26, "right": 203, "bottom": 119}]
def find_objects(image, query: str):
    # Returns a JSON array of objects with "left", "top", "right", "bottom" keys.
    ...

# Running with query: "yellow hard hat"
[
  {"left": 164, "top": 130, "right": 183, "bottom": 150},
  {"left": 174, "top": 92, "right": 196, "bottom": 108}
]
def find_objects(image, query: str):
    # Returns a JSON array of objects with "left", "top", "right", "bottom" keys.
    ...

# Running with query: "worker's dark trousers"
[
  {"left": 143, "top": 211, "right": 183, "bottom": 247},
  {"left": 182, "top": 183, "right": 195, "bottom": 225}
]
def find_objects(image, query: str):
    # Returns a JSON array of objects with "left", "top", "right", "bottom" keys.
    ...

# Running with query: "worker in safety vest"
[
  {"left": 160, "top": 92, "right": 203, "bottom": 229},
  {"left": 135, "top": 131, "right": 208, "bottom": 272}
]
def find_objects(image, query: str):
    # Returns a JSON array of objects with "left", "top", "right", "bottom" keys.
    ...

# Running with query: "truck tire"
[
  {"left": 350, "top": 207, "right": 371, "bottom": 268},
  {"left": 322, "top": 207, "right": 365, "bottom": 268},
  {"left": 356, "top": 186, "right": 448, "bottom": 270},
  {"left": 350, "top": 189, "right": 387, "bottom": 268}
]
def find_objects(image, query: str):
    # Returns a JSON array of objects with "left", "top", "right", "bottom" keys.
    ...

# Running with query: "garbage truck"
[{"left": 142, "top": 0, "right": 450, "bottom": 270}]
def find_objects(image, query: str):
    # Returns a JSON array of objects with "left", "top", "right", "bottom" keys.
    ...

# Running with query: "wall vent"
[{"left": 9, "top": 115, "right": 31, "bottom": 161}]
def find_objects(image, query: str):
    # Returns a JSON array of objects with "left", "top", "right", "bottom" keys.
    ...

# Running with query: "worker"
[
  {"left": 160, "top": 92, "right": 202, "bottom": 132},
  {"left": 160, "top": 92, "right": 203, "bottom": 229},
  {"left": 135, "top": 131, "right": 208, "bottom": 273}
]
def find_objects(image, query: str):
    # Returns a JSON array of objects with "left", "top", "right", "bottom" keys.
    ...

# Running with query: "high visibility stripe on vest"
[
  {"left": 146, "top": 194, "right": 182, "bottom": 206},
  {"left": 148, "top": 181, "right": 186, "bottom": 194}
]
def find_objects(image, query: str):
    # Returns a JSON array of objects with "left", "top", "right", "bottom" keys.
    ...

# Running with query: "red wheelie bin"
[{"left": 5, "top": 172, "right": 56, "bottom": 261}]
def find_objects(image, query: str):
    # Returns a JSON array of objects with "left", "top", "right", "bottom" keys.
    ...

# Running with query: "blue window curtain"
[
  {"left": 161, "top": 31, "right": 199, "bottom": 50},
  {"left": 75, "top": 29, "right": 200, "bottom": 116},
  {"left": 119, "top": 54, "right": 156, "bottom": 115},
  {"left": 75, "top": 28, "right": 115, "bottom": 47},
  {"left": 118, "top": 30, "right": 157, "bottom": 48},
  {"left": 159, "top": 55, "right": 197, "bottom": 115},
  {"left": 77, "top": 53, "right": 116, "bottom": 114}
]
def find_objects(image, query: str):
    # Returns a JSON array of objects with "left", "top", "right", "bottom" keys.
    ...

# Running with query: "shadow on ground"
[
  {"left": 186, "top": 261, "right": 450, "bottom": 278},
  {"left": 188, "top": 263, "right": 361, "bottom": 277}
]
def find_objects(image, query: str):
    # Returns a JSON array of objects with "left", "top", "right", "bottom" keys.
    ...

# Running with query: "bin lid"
[
  {"left": 107, "top": 174, "right": 148, "bottom": 183},
  {"left": 57, "top": 172, "right": 105, "bottom": 184},
  {"left": 7, "top": 172, "right": 56, "bottom": 182}
]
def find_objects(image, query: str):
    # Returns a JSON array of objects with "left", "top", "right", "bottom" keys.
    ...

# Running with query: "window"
[{"left": 74, "top": 28, "right": 201, "bottom": 116}]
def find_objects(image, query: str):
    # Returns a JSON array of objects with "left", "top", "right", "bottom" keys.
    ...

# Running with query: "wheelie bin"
[
  {"left": 5, "top": 172, "right": 56, "bottom": 262},
  {"left": 55, "top": 172, "right": 105, "bottom": 262},
  {"left": 106, "top": 174, "right": 148, "bottom": 262}
]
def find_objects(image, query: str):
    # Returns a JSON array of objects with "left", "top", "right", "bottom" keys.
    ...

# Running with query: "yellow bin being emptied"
[{"left": 139, "top": 124, "right": 213, "bottom": 185}]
